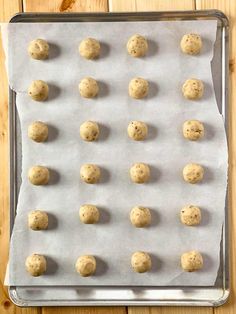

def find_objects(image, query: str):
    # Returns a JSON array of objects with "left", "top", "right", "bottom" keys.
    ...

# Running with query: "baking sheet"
[{"left": 5, "top": 20, "right": 228, "bottom": 286}]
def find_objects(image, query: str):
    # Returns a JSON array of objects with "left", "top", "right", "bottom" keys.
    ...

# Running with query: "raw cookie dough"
[
  {"left": 25, "top": 254, "right": 47, "bottom": 276},
  {"left": 180, "top": 33, "right": 202, "bottom": 55},
  {"left": 80, "top": 164, "right": 101, "bottom": 184},
  {"left": 75, "top": 255, "right": 96, "bottom": 277},
  {"left": 79, "top": 38, "right": 101, "bottom": 60},
  {"left": 180, "top": 205, "right": 201, "bottom": 226},
  {"left": 130, "top": 163, "right": 150, "bottom": 183},
  {"left": 131, "top": 251, "right": 152, "bottom": 273},
  {"left": 181, "top": 250, "right": 203, "bottom": 272},
  {"left": 28, "top": 39, "right": 49, "bottom": 60},
  {"left": 28, "top": 80, "right": 49, "bottom": 101},
  {"left": 129, "top": 77, "right": 149, "bottom": 99},
  {"left": 127, "top": 34, "right": 148, "bottom": 57},
  {"left": 79, "top": 204, "right": 100, "bottom": 224},
  {"left": 28, "top": 210, "right": 49, "bottom": 230},
  {"left": 28, "top": 121, "right": 48, "bottom": 142},
  {"left": 28, "top": 166, "right": 50, "bottom": 185},
  {"left": 130, "top": 206, "right": 151, "bottom": 227},
  {"left": 183, "top": 163, "right": 204, "bottom": 184},
  {"left": 79, "top": 77, "right": 99, "bottom": 98},
  {"left": 182, "top": 78, "right": 204, "bottom": 100},
  {"left": 127, "top": 121, "right": 148, "bottom": 141},
  {"left": 80, "top": 121, "right": 99, "bottom": 141},
  {"left": 183, "top": 120, "right": 204, "bottom": 141}
]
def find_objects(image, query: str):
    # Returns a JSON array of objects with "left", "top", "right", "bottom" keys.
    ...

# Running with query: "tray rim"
[{"left": 7, "top": 9, "right": 230, "bottom": 307}]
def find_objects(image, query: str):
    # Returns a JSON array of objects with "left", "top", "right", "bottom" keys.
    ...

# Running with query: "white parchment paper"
[{"left": 6, "top": 20, "right": 228, "bottom": 286}]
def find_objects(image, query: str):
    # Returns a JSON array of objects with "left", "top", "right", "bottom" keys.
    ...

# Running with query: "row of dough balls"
[
  {"left": 27, "top": 77, "right": 204, "bottom": 101},
  {"left": 28, "top": 33, "right": 202, "bottom": 61},
  {"left": 28, "top": 204, "right": 201, "bottom": 230},
  {"left": 28, "top": 120, "right": 204, "bottom": 143},
  {"left": 25, "top": 250, "right": 203, "bottom": 277},
  {"left": 27, "top": 163, "right": 204, "bottom": 185}
]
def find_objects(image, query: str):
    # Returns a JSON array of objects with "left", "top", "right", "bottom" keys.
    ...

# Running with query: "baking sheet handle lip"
[
  {"left": 7, "top": 286, "right": 230, "bottom": 308},
  {"left": 9, "top": 9, "right": 229, "bottom": 25}
]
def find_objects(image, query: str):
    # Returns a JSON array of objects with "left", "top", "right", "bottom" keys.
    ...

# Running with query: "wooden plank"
[
  {"left": 0, "top": 0, "right": 41, "bottom": 313},
  {"left": 14, "top": 1, "right": 125, "bottom": 314},
  {"left": 109, "top": 0, "right": 195, "bottom": 12},
  {"left": 196, "top": 0, "right": 236, "bottom": 310},
  {"left": 109, "top": 1, "right": 210, "bottom": 314},
  {"left": 23, "top": 0, "right": 124, "bottom": 313},
  {"left": 42, "top": 307, "right": 127, "bottom": 314},
  {"left": 127, "top": 307, "right": 215, "bottom": 314},
  {"left": 23, "top": 0, "right": 108, "bottom": 12}
]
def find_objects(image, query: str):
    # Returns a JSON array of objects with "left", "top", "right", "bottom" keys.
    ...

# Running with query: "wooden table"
[{"left": 0, "top": 0, "right": 235, "bottom": 313}]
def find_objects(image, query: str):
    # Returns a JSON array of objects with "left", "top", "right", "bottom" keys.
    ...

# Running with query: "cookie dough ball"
[
  {"left": 25, "top": 254, "right": 47, "bottom": 277},
  {"left": 180, "top": 205, "right": 201, "bottom": 226},
  {"left": 80, "top": 121, "right": 99, "bottom": 142},
  {"left": 80, "top": 164, "right": 101, "bottom": 184},
  {"left": 129, "top": 77, "right": 149, "bottom": 99},
  {"left": 127, "top": 34, "right": 148, "bottom": 57},
  {"left": 130, "top": 206, "right": 151, "bottom": 228},
  {"left": 183, "top": 164, "right": 204, "bottom": 184},
  {"left": 181, "top": 250, "right": 203, "bottom": 272},
  {"left": 183, "top": 120, "right": 204, "bottom": 141},
  {"left": 79, "top": 38, "right": 101, "bottom": 60},
  {"left": 131, "top": 251, "right": 152, "bottom": 273},
  {"left": 182, "top": 79, "right": 204, "bottom": 100},
  {"left": 28, "top": 80, "right": 49, "bottom": 101},
  {"left": 28, "top": 39, "right": 49, "bottom": 60},
  {"left": 28, "top": 166, "right": 50, "bottom": 185},
  {"left": 127, "top": 121, "right": 148, "bottom": 141},
  {"left": 130, "top": 163, "right": 150, "bottom": 184},
  {"left": 180, "top": 33, "right": 202, "bottom": 55},
  {"left": 79, "top": 204, "right": 99, "bottom": 224},
  {"left": 183, "top": 163, "right": 204, "bottom": 184},
  {"left": 28, "top": 121, "right": 48, "bottom": 143},
  {"left": 75, "top": 255, "right": 96, "bottom": 277},
  {"left": 28, "top": 210, "right": 48, "bottom": 230},
  {"left": 79, "top": 77, "right": 99, "bottom": 98}
]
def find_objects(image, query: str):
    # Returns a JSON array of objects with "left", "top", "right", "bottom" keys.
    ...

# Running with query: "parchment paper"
[{"left": 5, "top": 20, "right": 228, "bottom": 286}]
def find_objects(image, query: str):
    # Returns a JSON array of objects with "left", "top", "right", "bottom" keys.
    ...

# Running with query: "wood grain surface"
[{"left": 0, "top": 0, "right": 235, "bottom": 313}]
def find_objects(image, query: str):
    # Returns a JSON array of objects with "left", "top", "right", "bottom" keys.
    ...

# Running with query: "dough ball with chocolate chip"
[
  {"left": 80, "top": 121, "right": 99, "bottom": 141},
  {"left": 182, "top": 78, "right": 204, "bottom": 100},
  {"left": 28, "top": 166, "right": 50, "bottom": 185},
  {"left": 130, "top": 206, "right": 151, "bottom": 227},
  {"left": 28, "top": 121, "right": 48, "bottom": 143},
  {"left": 79, "top": 77, "right": 99, "bottom": 98},
  {"left": 127, "top": 121, "right": 148, "bottom": 141},
  {"left": 183, "top": 120, "right": 204, "bottom": 141},
  {"left": 131, "top": 251, "right": 152, "bottom": 273},
  {"left": 180, "top": 33, "right": 202, "bottom": 55},
  {"left": 28, "top": 39, "right": 49, "bottom": 60},
  {"left": 25, "top": 254, "right": 47, "bottom": 276},
  {"left": 181, "top": 250, "right": 203, "bottom": 272},
  {"left": 28, "top": 210, "right": 48, "bottom": 230},
  {"left": 180, "top": 205, "right": 201, "bottom": 226},
  {"left": 127, "top": 34, "right": 148, "bottom": 57},
  {"left": 80, "top": 164, "right": 101, "bottom": 184},
  {"left": 79, "top": 204, "right": 99, "bottom": 224},
  {"left": 183, "top": 163, "right": 204, "bottom": 184},
  {"left": 28, "top": 80, "right": 49, "bottom": 101},
  {"left": 79, "top": 38, "right": 101, "bottom": 60},
  {"left": 130, "top": 163, "right": 150, "bottom": 184},
  {"left": 75, "top": 255, "right": 96, "bottom": 277},
  {"left": 129, "top": 77, "right": 149, "bottom": 99}
]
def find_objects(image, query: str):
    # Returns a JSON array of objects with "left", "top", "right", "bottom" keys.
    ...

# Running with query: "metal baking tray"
[{"left": 8, "top": 10, "right": 229, "bottom": 306}]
